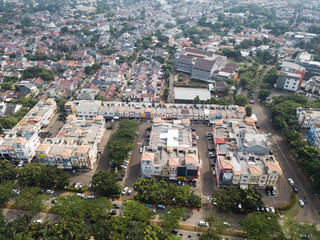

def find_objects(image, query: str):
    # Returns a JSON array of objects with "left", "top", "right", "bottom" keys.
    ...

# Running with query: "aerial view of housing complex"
[{"left": 0, "top": 0, "right": 320, "bottom": 239}]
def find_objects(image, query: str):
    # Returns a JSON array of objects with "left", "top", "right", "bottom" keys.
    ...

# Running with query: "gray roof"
[
  {"left": 174, "top": 87, "right": 211, "bottom": 101},
  {"left": 185, "top": 48, "right": 214, "bottom": 57},
  {"left": 194, "top": 58, "right": 215, "bottom": 71}
]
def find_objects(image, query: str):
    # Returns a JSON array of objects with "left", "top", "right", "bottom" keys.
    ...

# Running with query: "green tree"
[
  {"left": 91, "top": 170, "right": 123, "bottom": 197},
  {"left": 144, "top": 225, "right": 168, "bottom": 240},
  {"left": 160, "top": 207, "right": 186, "bottom": 232},
  {"left": 0, "top": 181, "right": 15, "bottom": 205},
  {"left": 0, "top": 159, "right": 17, "bottom": 183},
  {"left": 18, "top": 163, "right": 44, "bottom": 186},
  {"left": 235, "top": 95, "right": 249, "bottom": 106},
  {"left": 47, "top": 217, "right": 90, "bottom": 240},
  {"left": 193, "top": 95, "right": 200, "bottom": 104},
  {"left": 51, "top": 195, "right": 112, "bottom": 220},
  {"left": 92, "top": 217, "right": 129, "bottom": 240},
  {"left": 240, "top": 212, "right": 282, "bottom": 240},
  {"left": 245, "top": 106, "right": 252, "bottom": 117},
  {"left": 124, "top": 200, "right": 155, "bottom": 222},
  {"left": 5, "top": 213, "right": 33, "bottom": 238},
  {"left": 259, "top": 89, "right": 270, "bottom": 101},
  {"left": 14, "top": 187, "right": 49, "bottom": 214}
]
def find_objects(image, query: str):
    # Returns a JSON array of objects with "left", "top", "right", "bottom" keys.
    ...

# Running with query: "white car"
[
  {"left": 12, "top": 189, "right": 20, "bottom": 195},
  {"left": 33, "top": 219, "right": 43, "bottom": 223},
  {"left": 223, "top": 222, "right": 231, "bottom": 227},
  {"left": 288, "top": 178, "right": 294, "bottom": 186},
  {"left": 298, "top": 199, "right": 305, "bottom": 207},
  {"left": 76, "top": 193, "right": 84, "bottom": 199},
  {"left": 127, "top": 188, "right": 134, "bottom": 195},
  {"left": 139, "top": 147, "right": 143, "bottom": 153},
  {"left": 212, "top": 198, "right": 217, "bottom": 206},
  {"left": 17, "top": 160, "right": 24, "bottom": 167},
  {"left": 269, "top": 207, "right": 275, "bottom": 213},
  {"left": 198, "top": 220, "right": 209, "bottom": 227},
  {"left": 122, "top": 187, "right": 129, "bottom": 195}
]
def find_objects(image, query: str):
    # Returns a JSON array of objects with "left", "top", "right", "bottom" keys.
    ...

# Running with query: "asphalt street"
[{"left": 252, "top": 83, "right": 320, "bottom": 223}]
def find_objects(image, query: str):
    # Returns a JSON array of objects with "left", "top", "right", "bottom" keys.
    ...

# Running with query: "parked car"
[
  {"left": 260, "top": 207, "right": 265, "bottom": 212},
  {"left": 76, "top": 193, "right": 84, "bottom": 199},
  {"left": 157, "top": 204, "right": 165, "bottom": 210},
  {"left": 12, "top": 189, "right": 20, "bottom": 195},
  {"left": 51, "top": 199, "right": 57, "bottom": 204},
  {"left": 171, "top": 229, "right": 178, "bottom": 235},
  {"left": 288, "top": 178, "right": 294, "bottom": 186},
  {"left": 265, "top": 207, "right": 270, "bottom": 213},
  {"left": 270, "top": 207, "right": 275, "bottom": 213},
  {"left": 122, "top": 171, "right": 126, "bottom": 177},
  {"left": 198, "top": 221, "right": 209, "bottom": 227},
  {"left": 271, "top": 188, "right": 275, "bottom": 196},
  {"left": 109, "top": 210, "right": 117, "bottom": 215},
  {"left": 192, "top": 181, "right": 197, "bottom": 187},
  {"left": 113, "top": 204, "right": 120, "bottom": 209},
  {"left": 127, "top": 188, "right": 134, "bottom": 195},
  {"left": 33, "top": 219, "right": 43, "bottom": 223},
  {"left": 86, "top": 195, "right": 95, "bottom": 199},
  {"left": 71, "top": 183, "right": 76, "bottom": 188},
  {"left": 292, "top": 186, "right": 298, "bottom": 193},
  {"left": 266, "top": 188, "right": 271, "bottom": 196},
  {"left": 145, "top": 203, "right": 153, "bottom": 208},
  {"left": 121, "top": 187, "right": 129, "bottom": 195},
  {"left": 139, "top": 147, "right": 143, "bottom": 153},
  {"left": 208, "top": 147, "right": 215, "bottom": 151},
  {"left": 212, "top": 198, "right": 217, "bottom": 206},
  {"left": 17, "top": 160, "right": 24, "bottom": 167},
  {"left": 299, "top": 199, "right": 305, "bottom": 207},
  {"left": 250, "top": 100, "right": 255, "bottom": 104},
  {"left": 46, "top": 190, "right": 54, "bottom": 195},
  {"left": 223, "top": 222, "right": 231, "bottom": 227}
]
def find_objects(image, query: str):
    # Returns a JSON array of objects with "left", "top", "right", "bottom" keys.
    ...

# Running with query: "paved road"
[
  {"left": 124, "top": 121, "right": 152, "bottom": 187},
  {"left": 251, "top": 70, "right": 320, "bottom": 224},
  {"left": 1, "top": 208, "right": 61, "bottom": 223},
  {"left": 192, "top": 123, "right": 218, "bottom": 197},
  {"left": 118, "top": 53, "right": 139, "bottom": 101},
  {"left": 168, "top": 72, "right": 175, "bottom": 103}
]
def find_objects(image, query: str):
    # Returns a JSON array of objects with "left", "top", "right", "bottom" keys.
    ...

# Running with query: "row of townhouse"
[
  {"left": 65, "top": 100, "right": 246, "bottom": 122},
  {"left": 35, "top": 115, "right": 105, "bottom": 170},
  {"left": 0, "top": 99, "right": 57, "bottom": 161},
  {"left": 213, "top": 119, "right": 282, "bottom": 189},
  {"left": 141, "top": 121, "right": 199, "bottom": 180}
]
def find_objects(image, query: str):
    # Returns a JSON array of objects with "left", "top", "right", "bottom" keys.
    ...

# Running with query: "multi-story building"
[
  {"left": 305, "top": 76, "right": 320, "bottom": 95},
  {"left": 306, "top": 124, "right": 320, "bottom": 150},
  {"left": 174, "top": 48, "right": 227, "bottom": 82},
  {"left": 214, "top": 119, "right": 282, "bottom": 189},
  {"left": 141, "top": 120, "right": 199, "bottom": 180},
  {"left": 0, "top": 99, "right": 57, "bottom": 161},
  {"left": 275, "top": 61, "right": 306, "bottom": 92},
  {"left": 35, "top": 115, "right": 105, "bottom": 169},
  {"left": 296, "top": 107, "right": 320, "bottom": 128},
  {"left": 295, "top": 52, "right": 320, "bottom": 80},
  {"left": 65, "top": 100, "right": 246, "bottom": 122}
]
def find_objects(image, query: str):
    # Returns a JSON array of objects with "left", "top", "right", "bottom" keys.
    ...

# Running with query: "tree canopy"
[{"left": 90, "top": 170, "right": 123, "bottom": 197}]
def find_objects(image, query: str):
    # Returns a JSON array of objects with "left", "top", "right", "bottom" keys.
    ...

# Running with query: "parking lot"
[{"left": 192, "top": 123, "right": 217, "bottom": 197}]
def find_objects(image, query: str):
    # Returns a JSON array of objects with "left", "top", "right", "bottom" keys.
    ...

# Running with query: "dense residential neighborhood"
[{"left": 1, "top": 0, "right": 320, "bottom": 239}]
